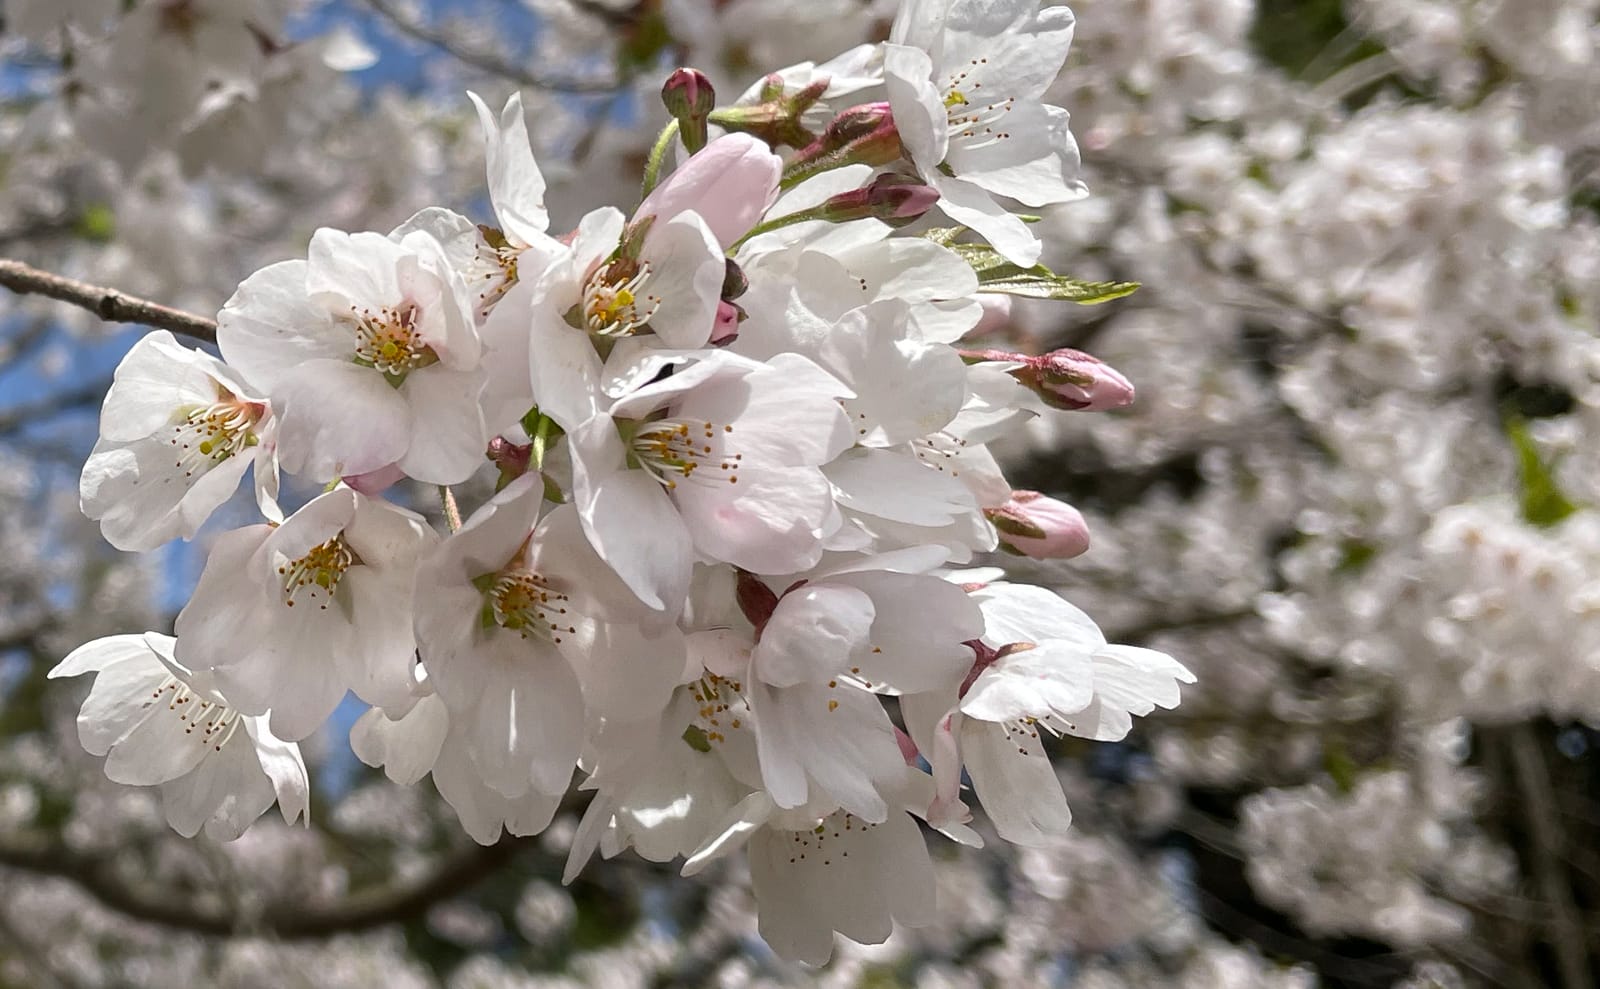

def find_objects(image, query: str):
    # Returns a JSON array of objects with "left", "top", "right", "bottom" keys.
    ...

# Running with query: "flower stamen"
[{"left": 279, "top": 534, "right": 356, "bottom": 610}]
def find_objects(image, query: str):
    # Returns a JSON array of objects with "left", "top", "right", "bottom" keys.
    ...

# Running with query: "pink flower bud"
[
  {"left": 790, "top": 102, "right": 904, "bottom": 174},
  {"left": 662, "top": 68, "right": 716, "bottom": 153},
  {"left": 1030, "top": 349, "right": 1135, "bottom": 411},
  {"left": 817, "top": 173, "right": 939, "bottom": 227},
  {"left": 960, "top": 346, "right": 1135, "bottom": 412},
  {"left": 985, "top": 491, "right": 1091, "bottom": 559},
  {"left": 662, "top": 67, "right": 714, "bottom": 118},
  {"left": 487, "top": 435, "right": 532, "bottom": 488}
]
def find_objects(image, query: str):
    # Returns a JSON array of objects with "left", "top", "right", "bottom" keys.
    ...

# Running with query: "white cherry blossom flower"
[
  {"left": 217, "top": 226, "right": 486, "bottom": 485},
  {"left": 49, "top": 633, "right": 309, "bottom": 841},
  {"left": 174, "top": 487, "right": 434, "bottom": 741},
  {"left": 682, "top": 784, "right": 938, "bottom": 965},
  {"left": 884, "top": 0, "right": 1087, "bottom": 265},
  {"left": 548, "top": 349, "right": 854, "bottom": 614},
  {"left": 80, "top": 329, "right": 278, "bottom": 552},
  {"left": 414, "top": 474, "right": 678, "bottom": 801},
  {"left": 903, "top": 582, "right": 1193, "bottom": 845},
  {"left": 742, "top": 557, "right": 983, "bottom": 820}
]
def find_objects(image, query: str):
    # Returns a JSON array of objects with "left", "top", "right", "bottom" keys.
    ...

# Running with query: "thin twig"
[
  {"left": 0, "top": 259, "right": 217, "bottom": 344},
  {"left": 0, "top": 831, "right": 530, "bottom": 938},
  {"left": 360, "top": 0, "right": 621, "bottom": 94}
]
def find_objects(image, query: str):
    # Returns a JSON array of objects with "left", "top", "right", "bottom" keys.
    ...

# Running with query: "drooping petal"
[{"left": 963, "top": 716, "right": 1072, "bottom": 846}]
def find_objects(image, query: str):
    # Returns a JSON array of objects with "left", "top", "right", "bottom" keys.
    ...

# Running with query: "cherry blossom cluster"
[{"left": 49, "top": 0, "right": 1193, "bottom": 962}]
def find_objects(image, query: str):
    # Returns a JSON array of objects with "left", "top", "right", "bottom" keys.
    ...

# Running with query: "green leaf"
[
  {"left": 921, "top": 226, "right": 966, "bottom": 247},
  {"left": 1507, "top": 418, "right": 1579, "bottom": 528},
  {"left": 74, "top": 204, "right": 115, "bottom": 243},
  {"left": 944, "top": 242, "right": 1140, "bottom": 303}
]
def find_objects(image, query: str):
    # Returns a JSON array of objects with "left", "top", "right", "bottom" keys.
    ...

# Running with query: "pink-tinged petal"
[
  {"left": 272, "top": 359, "right": 409, "bottom": 481},
  {"left": 468, "top": 91, "right": 550, "bottom": 246},
  {"left": 826, "top": 447, "right": 977, "bottom": 527},
  {"left": 344, "top": 463, "right": 406, "bottom": 496},
  {"left": 674, "top": 464, "right": 833, "bottom": 575},
  {"left": 639, "top": 212, "right": 724, "bottom": 349},
  {"left": 397, "top": 367, "right": 489, "bottom": 485},
  {"left": 933, "top": 173, "right": 1042, "bottom": 267},
  {"left": 638, "top": 134, "right": 782, "bottom": 247}
]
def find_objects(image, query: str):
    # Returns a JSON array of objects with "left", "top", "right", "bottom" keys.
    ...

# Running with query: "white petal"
[
  {"left": 963, "top": 717, "right": 1072, "bottom": 846},
  {"left": 468, "top": 91, "right": 550, "bottom": 246},
  {"left": 755, "top": 585, "right": 875, "bottom": 688},
  {"left": 350, "top": 697, "right": 448, "bottom": 786}
]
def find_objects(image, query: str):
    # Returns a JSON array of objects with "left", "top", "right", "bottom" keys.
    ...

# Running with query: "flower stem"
[{"left": 640, "top": 119, "right": 681, "bottom": 199}]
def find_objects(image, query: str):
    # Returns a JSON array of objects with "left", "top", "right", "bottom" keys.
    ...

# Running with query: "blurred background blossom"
[{"left": 3, "top": 0, "right": 1600, "bottom": 985}]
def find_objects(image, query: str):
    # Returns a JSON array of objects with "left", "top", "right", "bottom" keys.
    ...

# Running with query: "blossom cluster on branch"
[{"left": 48, "top": 0, "right": 1192, "bottom": 963}]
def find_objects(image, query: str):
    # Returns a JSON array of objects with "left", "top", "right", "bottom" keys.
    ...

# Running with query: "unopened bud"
[
  {"left": 488, "top": 435, "right": 532, "bottom": 490},
  {"left": 1029, "top": 349, "right": 1135, "bottom": 411},
  {"left": 662, "top": 68, "right": 715, "bottom": 153},
  {"left": 985, "top": 491, "right": 1090, "bottom": 559},
  {"left": 813, "top": 101, "right": 902, "bottom": 164},
  {"left": 785, "top": 102, "right": 904, "bottom": 183},
  {"left": 817, "top": 173, "right": 939, "bottom": 227},
  {"left": 960, "top": 346, "right": 1135, "bottom": 412}
]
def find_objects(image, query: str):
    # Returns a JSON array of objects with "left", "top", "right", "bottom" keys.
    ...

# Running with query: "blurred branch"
[
  {"left": 1508, "top": 726, "right": 1593, "bottom": 989},
  {"left": 360, "top": 0, "right": 622, "bottom": 94},
  {"left": 1109, "top": 606, "right": 1257, "bottom": 646},
  {"left": 0, "top": 260, "right": 217, "bottom": 344},
  {"left": 0, "top": 832, "right": 530, "bottom": 938},
  {"left": 0, "top": 380, "right": 110, "bottom": 437}
]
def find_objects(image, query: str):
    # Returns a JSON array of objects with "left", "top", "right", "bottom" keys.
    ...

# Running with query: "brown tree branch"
[
  {"left": 0, "top": 259, "right": 217, "bottom": 344},
  {"left": 0, "top": 831, "right": 530, "bottom": 938}
]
